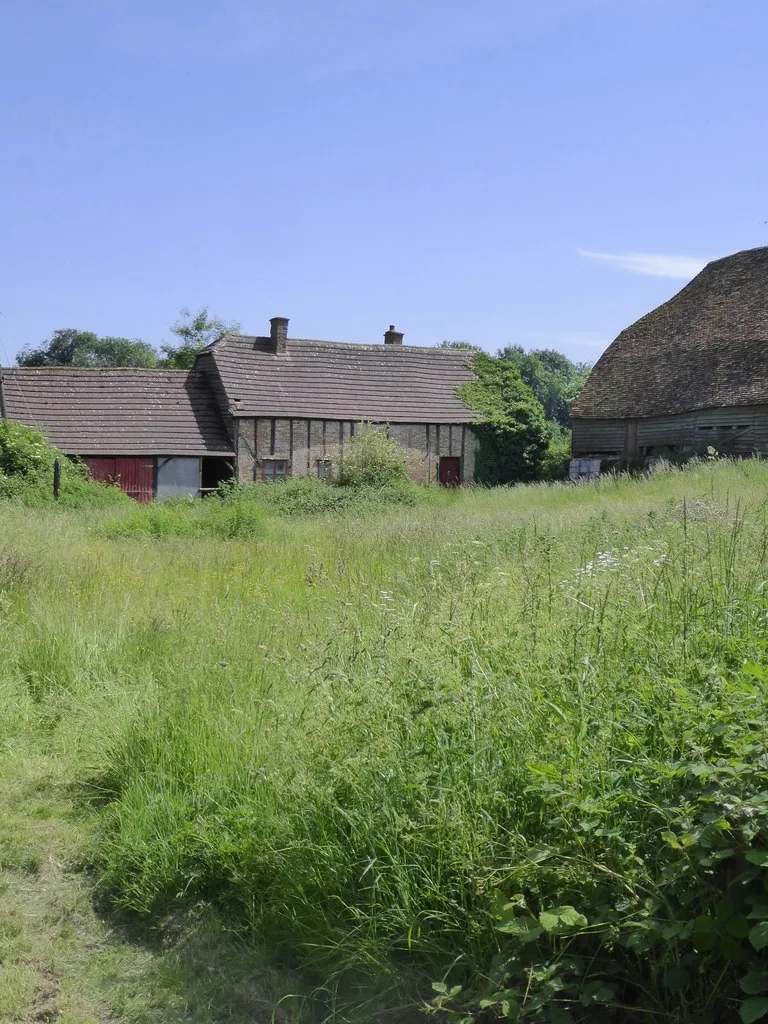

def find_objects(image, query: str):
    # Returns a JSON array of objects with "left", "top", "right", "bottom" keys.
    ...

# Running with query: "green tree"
[
  {"left": 439, "top": 340, "right": 482, "bottom": 351},
  {"left": 459, "top": 353, "right": 549, "bottom": 484},
  {"left": 498, "top": 345, "right": 591, "bottom": 427},
  {"left": 159, "top": 307, "right": 241, "bottom": 369},
  {"left": 16, "top": 329, "right": 159, "bottom": 368}
]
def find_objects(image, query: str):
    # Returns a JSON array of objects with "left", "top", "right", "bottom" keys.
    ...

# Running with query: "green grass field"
[{"left": 3, "top": 461, "right": 768, "bottom": 1022}]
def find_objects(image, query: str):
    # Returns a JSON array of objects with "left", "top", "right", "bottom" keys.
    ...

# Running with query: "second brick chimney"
[
  {"left": 383, "top": 324, "right": 404, "bottom": 345},
  {"left": 270, "top": 316, "right": 289, "bottom": 353}
]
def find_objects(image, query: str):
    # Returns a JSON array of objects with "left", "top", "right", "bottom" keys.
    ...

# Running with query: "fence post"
[{"left": 53, "top": 459, "right": 61, "bottom": 500}]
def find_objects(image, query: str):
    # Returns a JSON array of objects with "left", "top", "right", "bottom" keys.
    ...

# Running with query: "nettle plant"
[{"left": 428, "top": 664, "right": 768, "bottom": 1024}]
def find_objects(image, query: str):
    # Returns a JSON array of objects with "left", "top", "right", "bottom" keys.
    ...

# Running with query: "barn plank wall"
[
  {"left": 238, "top": 417, "right": 476, "bottom": 484},
  {"left": 573, "top": 405, "right": 768, "bottom": 458}
]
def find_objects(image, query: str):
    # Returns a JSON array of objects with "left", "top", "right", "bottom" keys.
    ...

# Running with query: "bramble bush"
[{"left": 0, "top": 421, "right": 128, "bottom": 508}]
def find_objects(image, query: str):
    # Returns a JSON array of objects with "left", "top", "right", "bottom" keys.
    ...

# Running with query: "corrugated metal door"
[
  {"left": 85, "top": 457, "right": 155, "bottom": 502},
  {"left": 85, "top": 458, "right": 118, "bottom": 485},
  {"left": 156, "top": 457, "right": 200, "bottom": 499}
]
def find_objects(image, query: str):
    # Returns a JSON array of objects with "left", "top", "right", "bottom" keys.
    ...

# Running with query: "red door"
[
  {"left": 85, "top": 457, "right": 155, "bottom": 502},
  {"left": 438, "top": 457, "right": 461, "bottom": 486}
]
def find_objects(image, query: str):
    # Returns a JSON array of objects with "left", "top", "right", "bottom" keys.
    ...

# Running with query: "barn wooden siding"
[
  {"left": 572, "top": 405, "right": 768, "bottom": 458},
  {"left": 235, "top": 417, "right": 476, "bottom": 484}
]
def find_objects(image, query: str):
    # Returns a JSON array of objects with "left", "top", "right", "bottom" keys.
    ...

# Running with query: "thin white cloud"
[{"left": 578, "top": 249, "right": 709, "bottom": 280}]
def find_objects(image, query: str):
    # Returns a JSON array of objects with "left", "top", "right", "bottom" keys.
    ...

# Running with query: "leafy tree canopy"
[
  {"left": 16, "top": 329, "right": 159, "bottom": 368},
  {"left": 158, "top": 307, "right": 241, "bottom": 369},
  {"left": 439, "top": 340, "right": 482, "bottom": 351},
  {"left": 459, "top": 353, "right": 549, "bottom": 484},
  {"left": 498, "top": 345, "right": 591, "bottom": 427}
]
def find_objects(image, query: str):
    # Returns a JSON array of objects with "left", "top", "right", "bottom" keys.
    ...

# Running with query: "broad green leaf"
[
  {"left": 692, "top": 914, "right": 717, "bottom": 952},
  {"left": 747, "top": 851, "right": 768, "bottom": 867},
  {"left": 750, "top": 922, "right": 768, "bottom": 952},
  {"left": 740, "top": 996, "right": 768, "bottom": 1023},
  {"left": 580, "top": 980, "right": 617, "bottom": 1005},
  {"left": 748, "top": 906, "right": 768, "bottom": 920},
  {"left": 740, "top": 972, "right": 768, "bottom": 996},
  {"left": 715, "top": 898, "right": 736, "bottom": 921},
  {"left": 728, "top": 914, "right": 751, "bottom": 939},
  {"left": 663, "top": 966, "right": 690, "bottom": 992},
  {"left": 525, "top": 844, "right": 558, "bottom": 864},
  {"left": 539, "top": 906, "right": 588, "bottom": 933},
  {"left": 496, "top": 915, "right": 543, "bottom": 944}
]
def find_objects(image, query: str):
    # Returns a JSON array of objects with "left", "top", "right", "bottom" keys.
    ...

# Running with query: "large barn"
[
  {"left": 572, "top": 246, "right": 768, "bottom": 462},
  {"left": 0, "top": 320, "right": 477, "bottom": 499}
]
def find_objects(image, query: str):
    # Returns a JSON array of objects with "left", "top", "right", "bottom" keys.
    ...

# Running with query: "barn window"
[
  {"left": 316, "top": 459, "right": 332, "bottom": 479},
  {"left": 261, "top": 459, "right": 288, "bottom": 482}
]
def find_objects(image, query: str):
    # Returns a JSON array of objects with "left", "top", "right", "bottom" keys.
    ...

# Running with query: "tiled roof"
[
  {"left": 573, "top": 247, "right": 768, "bottom": 420},
  {"left": 208, "top": 336, "right": 476, "bottom": 423},
  {"left": 0, "top": 368, "right": 234, "bottom": 456}
]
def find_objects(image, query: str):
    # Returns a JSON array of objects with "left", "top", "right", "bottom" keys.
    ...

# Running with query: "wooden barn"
[
  {"left": 0, "top": 320, "right": 477, "bottom": 498},
  {"left": 0, "top": 368, "right": 236, "bottom": 501},
  {"left": 572, "top": 246, "right": 768, "bottom": 462}
]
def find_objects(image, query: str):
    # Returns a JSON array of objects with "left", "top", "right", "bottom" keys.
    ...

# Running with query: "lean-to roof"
[{"left": 0, "top": 368, "right": 234, "bottom": 456}]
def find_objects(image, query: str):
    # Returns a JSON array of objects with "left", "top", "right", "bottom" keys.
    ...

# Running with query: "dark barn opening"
[{"left": 201, "top": 457, "right": 235, "bottom": 495}]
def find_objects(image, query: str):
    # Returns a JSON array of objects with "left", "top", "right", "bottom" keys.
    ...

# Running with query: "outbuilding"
[
  {"left": 572, "top": 246, "right": 768, "bottom": 462},
  {"left": 0, "top": 320, "right": 478, "bottom": 498},
  {"left": 0, "top": 368, "right": 235, "bottom": 500}
]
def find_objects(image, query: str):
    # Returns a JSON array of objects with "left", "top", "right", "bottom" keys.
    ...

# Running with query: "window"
[
  {"left": 316, "top": 459, "right": 332, "bottom": 479},
  {"left": 261, "top": 460, "right": 288, "bottom": 482}
]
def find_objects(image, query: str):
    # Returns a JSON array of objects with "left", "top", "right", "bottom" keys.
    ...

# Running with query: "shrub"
[
  {"left": 540, "top": 424, "right": 572, "bottom": 481},
  {"left": 0, "top": 420, "right": 58, "bottom": 477},
  {"left": 331, "top": 423, "right": 414, "bottom": 487},
  {"left": 0, "top": 421, "right": 129, "bottom": 508}
]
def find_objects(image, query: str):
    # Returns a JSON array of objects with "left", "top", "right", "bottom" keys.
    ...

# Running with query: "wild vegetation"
[
  {"left": 0, "top": 420, "right": 129, "bottom": 508},
  {"left": 3, "top": 457, "right": 768, "bottom": 1021}
]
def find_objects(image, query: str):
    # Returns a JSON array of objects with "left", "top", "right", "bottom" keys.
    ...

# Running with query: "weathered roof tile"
[
  {"left": 208, "top": 336, "right": 476, "bottom": 423},
  {"left": 0, "top": 368, "right": 234, "bottom": 456},
  {"left": 573, "top": 247, "right": 768, "bottom": 420}
]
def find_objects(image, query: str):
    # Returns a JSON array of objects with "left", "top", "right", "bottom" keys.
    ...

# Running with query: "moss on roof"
[{"left": 573, "top": 246, "right": 768, "bottom": 420}]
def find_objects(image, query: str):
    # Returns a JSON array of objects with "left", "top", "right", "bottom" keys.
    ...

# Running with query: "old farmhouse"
[
  {"left": 572, "top": 246, "right": 768, "bottom": 463},
  {"left": 0, "top": 320, "right": 477, "bottom": 499}
]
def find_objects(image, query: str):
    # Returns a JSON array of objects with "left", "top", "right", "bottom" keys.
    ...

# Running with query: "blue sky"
[{"left": 1, "top": 0, "right": 767, "bottom": 363}]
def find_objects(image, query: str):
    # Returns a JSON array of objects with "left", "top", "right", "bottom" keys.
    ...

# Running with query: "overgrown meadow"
[{"left": 4, "top": 461, "right": 768, "bottom": 1022}]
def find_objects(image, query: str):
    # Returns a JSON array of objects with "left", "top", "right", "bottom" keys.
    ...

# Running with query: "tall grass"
[{"left": 4, "top": 461, "right": 768, "bottom": 1020}]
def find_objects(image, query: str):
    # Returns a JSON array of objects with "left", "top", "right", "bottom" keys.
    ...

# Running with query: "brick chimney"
[
  {"left": 270, "top": 316, "right": 289, "bottom": 353},
  {"left": 383, "top": 324, "right": 404, "bottom": 345}
]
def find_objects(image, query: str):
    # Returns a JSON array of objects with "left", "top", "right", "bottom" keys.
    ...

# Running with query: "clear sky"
[{"left": 1, "top": 0, "right": 767, "bottom": 364}]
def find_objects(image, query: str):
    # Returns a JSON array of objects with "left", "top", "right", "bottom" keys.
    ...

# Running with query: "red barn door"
[
  {"left": 438, "top": 457, "right": 461, "bottom": 486},
  {"left": 85, "top": 457, "right": 155, "bottom": 502}
]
